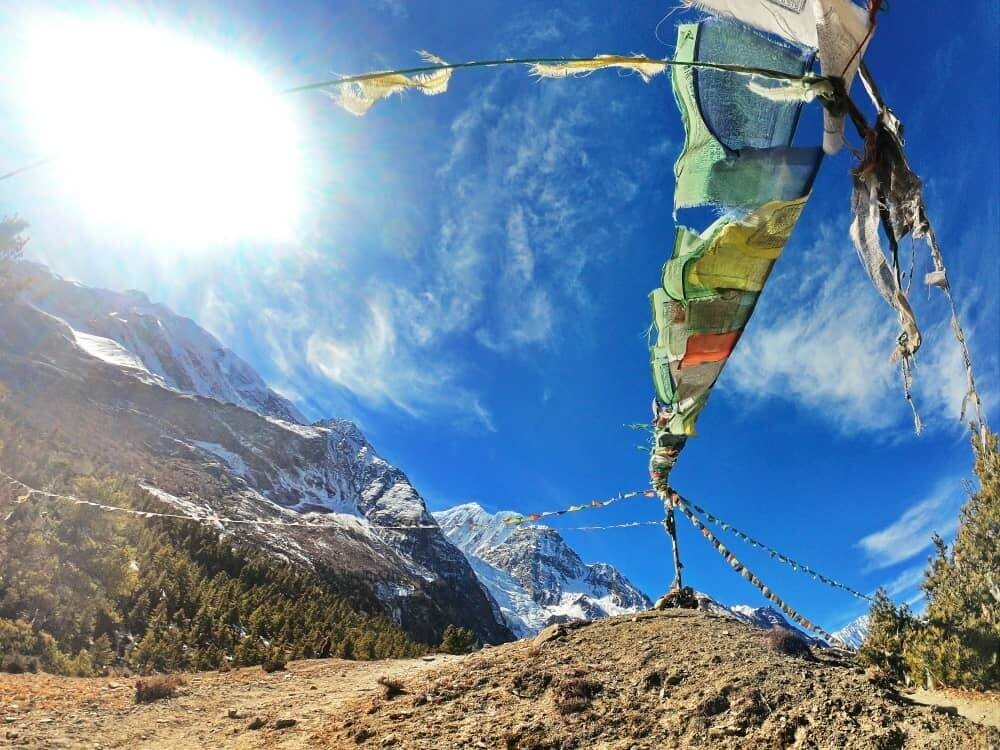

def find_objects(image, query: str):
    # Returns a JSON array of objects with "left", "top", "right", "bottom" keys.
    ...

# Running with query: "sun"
[{"left": 16, "top": 14, "right": 304, "bottom": 245}]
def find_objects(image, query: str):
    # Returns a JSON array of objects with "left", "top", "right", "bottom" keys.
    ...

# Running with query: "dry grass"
[{"left": 134, "top": 675, "right": 184, "bottom": 704}]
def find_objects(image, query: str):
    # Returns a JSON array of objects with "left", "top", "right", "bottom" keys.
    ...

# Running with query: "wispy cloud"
[
  {"left": 723, "top": 220, "right": 996, "bottom": 435},
  {"left": 856, "top": 478, "right": 965, "bottom": 571},
  {"left": 209, "top": 57, "right": 668, "bottom": 430},
  {"left": 879, "top": 564, "right": 926, "bottom": 598},
  {"left": 371, "top": 0, "right": 407, "bottom": 19}
]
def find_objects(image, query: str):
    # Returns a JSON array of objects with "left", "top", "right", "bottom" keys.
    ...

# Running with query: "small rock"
[
  {"left": 930, "top": 705, "right": 959, "bottom": 718},
  {"left": 354, "top": 727, "right": 374, "bottom": 743},
  {"left": 247, "top": 717, "right": 267, "bottom": 730},
  {"left": 3, "top": 717, "right": 15, "bottom": 724},
  {"left": 380, "top": 735, "right": 398, "bottom": 746},
  {"left": 533, "top": 623, "right": 567, "bottom": 646},
  {"left": 420, "top": 656, "right": 435, "bottom": 662},
  {"left": 227, "top": 709, "right": 243, "bottom": 720},
  {"left": 274, "top": 718, "right": 297, "bottom": 729}
]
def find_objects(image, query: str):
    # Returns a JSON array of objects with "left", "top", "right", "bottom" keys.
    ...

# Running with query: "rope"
[
  {"left": 501, "top": 489, "right": 655, "bottom": 526},
  {"left": 682, "top": 498, "right": 873, "bottom": 602},
  {"left": 1, "top": 54, "right": 834, "bottom": 183},
  {"left": 669, "top": 492, "right": 849, "bottom": 648},
  {"left": 1, "top": 472, "right": 666, "bottom": 535},
  {"left": 281, "top": 54, "right": 832, "bottom": 95}
]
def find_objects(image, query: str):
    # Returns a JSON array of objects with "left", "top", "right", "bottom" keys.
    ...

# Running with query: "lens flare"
[{"left": 17, "top": 15, "right": 304, "bottom": 245}]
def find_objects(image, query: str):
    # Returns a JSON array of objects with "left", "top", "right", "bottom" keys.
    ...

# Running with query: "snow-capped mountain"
[
  {"left": 15, "top": 262, "right": 304, "bottom": 423},
  {"left": 833, "top": 614, "right": 870, "bottom": 649},
  {"left": 0, "top": 265, "right": 511, "bottom": 645},
  {"left": 434, "top": 503, "right": 652, "bottom": 637}
]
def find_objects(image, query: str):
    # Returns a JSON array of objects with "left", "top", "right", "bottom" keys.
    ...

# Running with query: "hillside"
[
  {"left": 1, "top": 609, "right": 994, "bottom": 749},
  {"left": 0, "top": 265, "right": 512, "bottom": 646}
]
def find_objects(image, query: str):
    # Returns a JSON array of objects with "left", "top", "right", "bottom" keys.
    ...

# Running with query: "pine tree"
[
  {"left": 440, "top": 624, "right": 477, "bottom": 655},
  {"left": 859, "top": 428, "right": 999, "bottom": 690},
  {"left": 906, "top": 429, "right": 999, "bottom": 689},
  {"left": 858, "top": 590, "right": 917, "bottom": 682}
]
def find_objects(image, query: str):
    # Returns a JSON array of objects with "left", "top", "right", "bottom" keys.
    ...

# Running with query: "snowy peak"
[
  {"left": 434, "top": 505, "right": 652, "bottom": 637},
  {"left": 833, "top": 614, "right": 870, "bottom": 649},
  {"left": 432, "top": 503, "right": 519, "bottom": 558},
  {"left": 16, "top": 262, "right": 305, "bottom": 423}
]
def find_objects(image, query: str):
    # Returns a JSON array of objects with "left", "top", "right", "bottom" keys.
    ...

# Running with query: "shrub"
[
  {"left": 762, "top": 628, "right": 813, "bottom": 659},
  {"left": 1, "top": 653, "right": 39, "bottom": 674},
  {"left": 134, "top": 675, "right": 184, "bottom": 703},
  {"left": 440, "top": 625, "right": 477, "bottom": 655},
  {"left": 261, "top": 652, "right": 287, "bottom": 673}
]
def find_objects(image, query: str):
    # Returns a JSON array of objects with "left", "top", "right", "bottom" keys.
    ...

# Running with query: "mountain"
[
  {"left": 833, "top": 614, "right": 870, "bottom": 649},
  {"left": 0, "top": 263, "right": 511, "bottom": 646},
  {"left": 13, "top": 261, "right": 305, "bottom": 423},
  {"left": 434, "top": 503, "right": 652, "bottom": 637}
]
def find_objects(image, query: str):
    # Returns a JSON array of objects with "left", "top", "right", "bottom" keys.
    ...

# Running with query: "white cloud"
[
  {"left": 725, "top": 223, "right": 900, "bottom": 433},
  {"left": 878, "top": 564, "right": 925, "bottom": 598},
  {"left": 723, "top": 221, "right": 995, "bottom": 435},
  {"left": 856, "top": 479, "right": 964, "bottom": 570}
]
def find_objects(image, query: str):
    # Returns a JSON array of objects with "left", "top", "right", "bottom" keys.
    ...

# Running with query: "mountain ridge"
[{"left": 0, "top": 264, "right": 512, "bottom": 645}]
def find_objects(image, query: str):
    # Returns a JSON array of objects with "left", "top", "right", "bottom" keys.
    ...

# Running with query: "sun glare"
[{"left": 17, "top": 15, "right": 304, "bottom": 245}]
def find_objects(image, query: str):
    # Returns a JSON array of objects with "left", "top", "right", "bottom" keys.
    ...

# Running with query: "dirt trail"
[
  {"left": 0, "top": 654, "right": 460, "bottom": 749},
  {"left": 903, "top": 688, "right": 1000, "bottom": 729}
]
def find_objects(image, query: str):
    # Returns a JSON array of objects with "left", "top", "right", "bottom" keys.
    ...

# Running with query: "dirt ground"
[
  {"left": 903, "top": 687, "right": 1000, "bottom": 729},
  {"left": 0, "top": 654, "right": 460, "bottom": 749},
  {"left": 1, "top": 610, "right": 996, "bottom": 749}
]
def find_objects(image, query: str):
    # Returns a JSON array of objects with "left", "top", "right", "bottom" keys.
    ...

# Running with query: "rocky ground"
[{"left": 1, "top": 609, "right": 996, "bottom": 749}]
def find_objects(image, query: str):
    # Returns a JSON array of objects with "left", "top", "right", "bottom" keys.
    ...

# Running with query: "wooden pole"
[{"left": 664, "top": 503, "right": 683, "bottom": 591}]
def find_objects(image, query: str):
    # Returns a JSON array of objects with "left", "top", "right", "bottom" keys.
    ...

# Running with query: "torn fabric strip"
[{"left": 848, "top": 171, "right": 922, "bottom": 359}]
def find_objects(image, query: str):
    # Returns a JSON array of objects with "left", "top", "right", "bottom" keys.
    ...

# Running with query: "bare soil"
[
  {"left": 0, "top": 654, "right": 459, "bottom": 749},
  {"left": 1, "top": 610, "right": 996, "bottom": 749}
]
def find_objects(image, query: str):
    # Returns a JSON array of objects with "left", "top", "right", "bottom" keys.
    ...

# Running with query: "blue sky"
[{"left": 1, "top": 0, "right": 997, "bottom": 632}]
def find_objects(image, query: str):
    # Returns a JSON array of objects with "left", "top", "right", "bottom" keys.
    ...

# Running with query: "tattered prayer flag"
[
  {"left": 529, "top": 55, "right": 667, "bottom": 82},
  {"left": 326, "top": 52, "right": 452, "bottom": 116},
  {"left": 682, "top": 0, "right": 874, "bottom": 153}
]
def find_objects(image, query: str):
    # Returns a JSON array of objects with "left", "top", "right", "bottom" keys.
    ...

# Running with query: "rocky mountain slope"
[
  {"left": 14, "top": 261, "right": 304, "bottom": 423},
  {"left": 434, "top": 503, "right": 651, "bottom": 637},
  {"left": 0, "top": 264, "right": 511, "bottom": 646}
]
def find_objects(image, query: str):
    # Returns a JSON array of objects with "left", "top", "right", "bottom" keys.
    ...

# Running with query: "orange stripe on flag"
[{"left": 681, "top": 330, "right": 741, "bottom": 366}]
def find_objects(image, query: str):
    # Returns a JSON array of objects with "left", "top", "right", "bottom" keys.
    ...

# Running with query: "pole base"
[{"left": 653, "top": 586, "right": 698, "bottom": 611}]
